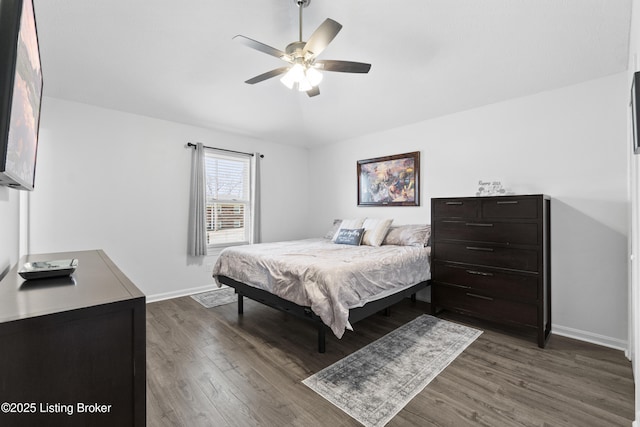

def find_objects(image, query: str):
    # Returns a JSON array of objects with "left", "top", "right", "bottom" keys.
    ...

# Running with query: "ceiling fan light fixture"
[
  {"left": 280, "top": 63, "right": 322, "bottom": 91},
  {"left": 305, "top": 67, "right": 323, "bottom": 86},
  {"left": 280, "top": 63, "right": 304, "bottom": 89},
  {"left": 280, "top": 72, "right": 295, "bottom": 89},
  {"left": 297, "top": 78, "right": 313, "bottom": 92}
]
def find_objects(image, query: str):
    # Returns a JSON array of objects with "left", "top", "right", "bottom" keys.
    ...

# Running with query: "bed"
[{"left": 211, "top": 221, "right": 431, "bottom": 352}]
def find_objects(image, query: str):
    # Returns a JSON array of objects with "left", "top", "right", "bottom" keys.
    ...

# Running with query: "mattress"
[{"left": 212, "top": 238, "right": 431, "bottom": 338}]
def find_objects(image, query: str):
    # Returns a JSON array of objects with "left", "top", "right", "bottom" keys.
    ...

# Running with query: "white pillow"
[
  {"left": 323, "top": 219, "right": 343, "bottom": 239},
  {"left": 332, "top": 218, "right": 366, "bottom": 241},
  {"left": 382, "top": 224, "right": 431, "bottom": 247},
  {"left": 361, "top": 218, "right": 393, "bottom": 247}
]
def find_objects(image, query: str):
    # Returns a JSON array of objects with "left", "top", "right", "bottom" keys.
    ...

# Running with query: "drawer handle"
[
  {"left": 442, "top": 220, "right": 464, "bottom": 223},
  {"left": 466, "top": 293, "right": 494, "bottom": 301},
  {"left": 445, "top": 201, "right": 463, "bottom": 205},
  {"left": 447, "top": 283, "right": 472, "bottom": 290},
  {"left": 496, "top": 201, "right": 519, "bottom": 205},
  {"left": 465, "top": 223, "right": 494, "bottom": 227},
  {"left": 466, "top": 270, "right": 494, "bottom": 277},
  {"left": 465, "top": 246, "right": 494, "bottom": 252}
]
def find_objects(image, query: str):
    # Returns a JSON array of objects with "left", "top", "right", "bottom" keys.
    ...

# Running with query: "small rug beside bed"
[
  {"left": 303, "top": 315, "right": 482, "bottom": 427},
  {"left": 190, "top": 286, "right": 237, "bottom": 308}
]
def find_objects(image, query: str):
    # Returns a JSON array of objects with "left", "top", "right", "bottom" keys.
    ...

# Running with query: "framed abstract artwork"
[{"left": 357, "top": 151, "right": 420, "bottom": 206}]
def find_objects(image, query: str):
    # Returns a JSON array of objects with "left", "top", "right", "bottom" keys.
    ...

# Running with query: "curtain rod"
[{"left": 186, "top": 142, "right": 264, "bottom": 158}]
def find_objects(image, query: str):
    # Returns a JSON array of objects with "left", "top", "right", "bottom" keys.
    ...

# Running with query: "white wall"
[
  {"left": 0, "top": 187, "right": 20, "bottom": 279},
  {"left": 29, "top": 97, "right": 310, "bottom": 300},
  {"left": 308, "top": 72, "right": 629, "bottom": 348}
]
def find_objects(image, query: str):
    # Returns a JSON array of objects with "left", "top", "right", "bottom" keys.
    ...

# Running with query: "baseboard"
[
  {"left": 146, "top": 284, "right": 218, "bottom": 303},
  {"left": 552, "top": 324, "right": 628, "bottom": 351}
]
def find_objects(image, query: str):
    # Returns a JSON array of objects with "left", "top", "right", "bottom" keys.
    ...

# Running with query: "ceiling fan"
[{"left": 234, "top": 0, "right": 371, "bottom": 97}]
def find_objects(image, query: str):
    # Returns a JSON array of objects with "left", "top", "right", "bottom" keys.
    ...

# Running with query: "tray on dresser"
[{"left": 18, "top": 259, "right": 78, "bottom": 280}]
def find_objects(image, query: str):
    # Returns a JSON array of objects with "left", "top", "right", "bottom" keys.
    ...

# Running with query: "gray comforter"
[{"left": 211, "top": 238, "right": 431, "bottom": 338}]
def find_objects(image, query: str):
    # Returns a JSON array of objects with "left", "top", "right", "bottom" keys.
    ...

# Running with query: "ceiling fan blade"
[
  {"left": 244, "top": 67, "right": 290, "bottom": 84},
  {"left": 233, "top": 35, "right": 290, "bottom": 61},
  {"left": 303, "top": 18, "right": 342, "bottom": 58},
  {"left": 306, "top": 86, "right": 320, "bottom": 97},
  {"left": 314, "top": 60, "right": 371, "bottom": 73}
]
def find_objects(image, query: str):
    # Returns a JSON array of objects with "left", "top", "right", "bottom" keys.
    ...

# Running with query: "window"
[{"left": 204, "top": 149, "right": 251, "bottom": 247}]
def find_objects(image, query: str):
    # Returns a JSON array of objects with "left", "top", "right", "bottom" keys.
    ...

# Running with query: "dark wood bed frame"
[{"left": 217, "top": 275, "right": 431, "bottom": 353}]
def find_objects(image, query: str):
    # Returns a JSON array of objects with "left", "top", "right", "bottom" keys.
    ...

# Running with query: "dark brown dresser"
[
  {"left": 431, "top": 195, "right": 551, "bottom": 347},
  {"left": 0, "top": 250, "right": 146, "bottom": 426}
]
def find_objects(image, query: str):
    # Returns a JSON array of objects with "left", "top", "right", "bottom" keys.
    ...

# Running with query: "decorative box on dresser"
[
  {"left": 431, "top": 194, "right": 551, "bottom": 347},
  {"left": 0, "top": 250, "right": 146, "bottom": 426}
]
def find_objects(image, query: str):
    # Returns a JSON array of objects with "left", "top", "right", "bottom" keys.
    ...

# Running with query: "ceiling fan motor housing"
[{"left": 285, "top": 41, "right": 310, "bottom": 63}]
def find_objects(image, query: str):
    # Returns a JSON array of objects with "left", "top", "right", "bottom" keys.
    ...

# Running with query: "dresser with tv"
[
  {"left": 430, "top": 195, "right": 551, "bottom": 347},
  {"left": 0, "top": 249, "right": 146, "bottom": 426}
]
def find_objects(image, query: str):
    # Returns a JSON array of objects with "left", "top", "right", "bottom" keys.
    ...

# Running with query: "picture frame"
[
  {"left": 0, "top": 0, "right": 43, "bottom": 191},
  {"left": 632, "top": 71, "right": 640, "bottom": 155},
  {"left": 357, "top": 151, "right": 420, "bottom": 206}
]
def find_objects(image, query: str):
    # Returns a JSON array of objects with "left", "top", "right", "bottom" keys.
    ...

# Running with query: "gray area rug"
[
  {"left": 190, "top": 286, "right": 237, "bottom": 308},
  {"left": 303, "top": 314, "right": 482, "bottom": 427}
]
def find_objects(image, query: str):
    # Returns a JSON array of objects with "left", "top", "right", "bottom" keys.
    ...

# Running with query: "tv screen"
[
  {"left": 633, "top": 71, "right": 640, "bottom": 155},
  {"left": 0, "top": 0, "right": 43, "bottom": 191}
]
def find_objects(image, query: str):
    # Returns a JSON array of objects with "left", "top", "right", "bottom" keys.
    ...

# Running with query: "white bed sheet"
[{"left": 211, "top": 238, "right": 431, "bottom": 338}]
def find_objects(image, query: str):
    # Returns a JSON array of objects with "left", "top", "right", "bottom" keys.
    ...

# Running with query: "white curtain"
[
  {"left": 188, "top": 143, "right": 207, "bottom": 256},
  {"left": 251, "top": 153, "right": 262, "bottom": 244}
]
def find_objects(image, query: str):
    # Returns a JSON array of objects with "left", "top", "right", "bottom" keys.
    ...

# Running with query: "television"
[
  {"left": 633, "top": 71, "right": 640, "bottom": 155},
  {"left": 0, "top": 0, "right": 43, "bottom": 191}
]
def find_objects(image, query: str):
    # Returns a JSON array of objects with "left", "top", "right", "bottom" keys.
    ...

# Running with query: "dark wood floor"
[{"left": 146, "top": 296, "right": 634, "bottom": 426}]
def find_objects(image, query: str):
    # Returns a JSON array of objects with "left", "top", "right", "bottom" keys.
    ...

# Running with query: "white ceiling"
[{"left": 33, "top": 0, "right": 632, "bottom": 147}]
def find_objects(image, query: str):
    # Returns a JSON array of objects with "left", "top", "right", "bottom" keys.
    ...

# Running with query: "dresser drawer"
[
  {"left": 481, "top": 198, "right": 538, "bottom": 219},
  {"left": 433, "top": 285, "right": 537, "bottom": 327},
  {"left": 432, "top": 199, "right": 480, "bottom": 218},
  {"left": 433, "top": 219, "right": 539, "bottom": 245},
  {"left": 435, "top": 242, "right": 538, "bottom": 271},
  {"left": 432, "top": 262, "right": 537, "bottom": 301}
]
